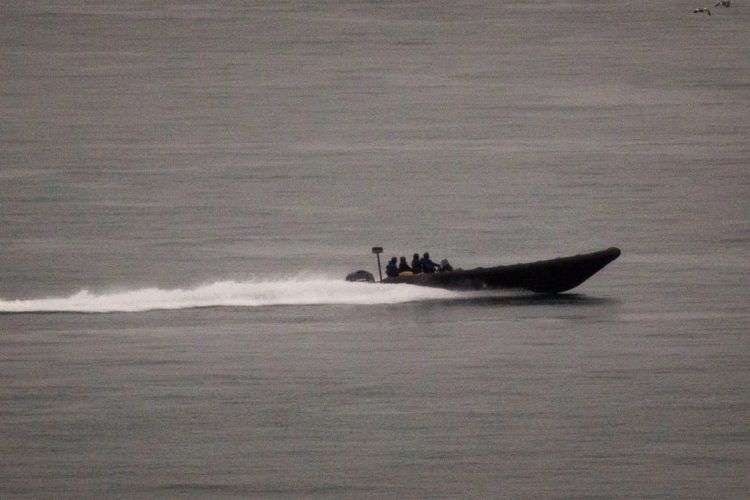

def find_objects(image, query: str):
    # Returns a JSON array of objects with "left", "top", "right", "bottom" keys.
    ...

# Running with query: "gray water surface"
[{"left": 1, "top": 1, "right": 748, "bottom": 497}]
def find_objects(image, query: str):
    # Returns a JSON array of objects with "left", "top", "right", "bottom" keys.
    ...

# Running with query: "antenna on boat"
[{"left": 371, "top": 246, "right": 383, "bottom": 282}]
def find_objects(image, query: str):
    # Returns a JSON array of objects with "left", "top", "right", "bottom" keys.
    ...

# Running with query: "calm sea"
[{"left": 1, "top": 1, "right": 748, "bottom": 497}]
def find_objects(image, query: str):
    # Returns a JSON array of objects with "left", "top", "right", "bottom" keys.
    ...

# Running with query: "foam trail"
[{"left": 0, "top": 278, "right": 465, "bottom": 313}]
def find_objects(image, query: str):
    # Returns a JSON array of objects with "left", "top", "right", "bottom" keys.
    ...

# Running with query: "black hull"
[{"left": 381, "top": 247, "right": 621, "bottom": 293}]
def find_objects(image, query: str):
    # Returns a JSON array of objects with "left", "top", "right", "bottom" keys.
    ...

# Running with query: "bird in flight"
[{"left": 693, "top": 7, "right": 712, "bottom": 14}]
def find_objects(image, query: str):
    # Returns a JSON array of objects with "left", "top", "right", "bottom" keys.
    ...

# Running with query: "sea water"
[{"left": 1, "top": 1, "right": 748, "bottom": 497}]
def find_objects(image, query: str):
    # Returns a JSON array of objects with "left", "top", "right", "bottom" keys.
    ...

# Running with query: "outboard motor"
[{"left": 345, "top": 270, "right": 375, "bottom": 283}]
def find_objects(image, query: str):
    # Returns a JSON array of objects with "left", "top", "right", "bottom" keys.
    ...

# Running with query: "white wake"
[{"left": 0, "top": 278, "right": 465, "bottom": 313}]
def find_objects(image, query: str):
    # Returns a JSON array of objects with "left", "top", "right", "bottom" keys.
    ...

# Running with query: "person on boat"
[
  {"left": 439, "top": 259, "right": 453, "bottom": 272},
  {"left": 398, "top": 256, "right": 412, "bottom": 274},
  {"left": 411, "top": 253, "right": 422, "bottom": 274},
  {"left": 385, "top": 256, "right": 399, "bottom": 278},
  {"left": 420, "top": 252, "right": 437, "bottom": 273}
]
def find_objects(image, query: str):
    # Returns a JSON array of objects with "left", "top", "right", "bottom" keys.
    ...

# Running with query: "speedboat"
[{"left": 346, "top": 247, "right": 621, "bottom": 294}]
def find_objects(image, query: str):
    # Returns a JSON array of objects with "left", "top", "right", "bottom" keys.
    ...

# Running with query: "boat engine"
[{"left": 345, "top": 270, "right": 375, "bottom": 283}]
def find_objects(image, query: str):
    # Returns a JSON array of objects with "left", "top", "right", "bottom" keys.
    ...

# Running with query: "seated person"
[
  {"left": 385, "top": 256, "right": 399, "bottom": 278},
  {"left": 420, "top": 252, "right": 437, "bottom": 274},
  {"left": 440, "top": 259, "right": 453, "bottom": 272},
  {"left": 398, "top": 256, "right": 412, "bottom": 274},
  {"left": 411, "top": 253, "right": 422, "bottom": 274}
]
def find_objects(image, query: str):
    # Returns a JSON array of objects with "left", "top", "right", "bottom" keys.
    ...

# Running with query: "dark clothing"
[
  {"left": 398, "top": 261, "right": 412, "bottom": 274},
  {"left": 440, "top": 259, "right": 453, "bottom": 272},
  {"left": 385, "top": 259, "right": 399, "bottom": 278},
  {"left": 420, "top": 256, "right": 437, "bottom": 274},
  {"left": 411, "top": 255, "right": 422, "bottom": 274}
]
